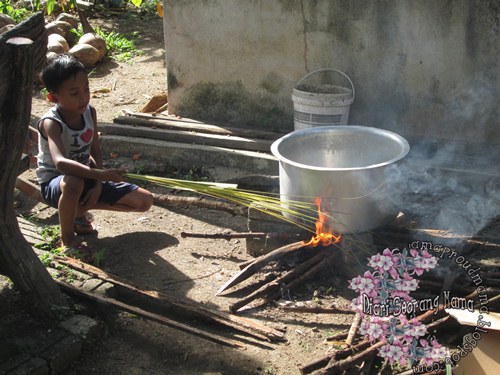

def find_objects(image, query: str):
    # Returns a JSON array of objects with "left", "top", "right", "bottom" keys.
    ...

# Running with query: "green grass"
[
  {"left": 0, "top": 0, "right": 32, "bottom": 23},
  {"left": 95, "top": 28, "right": 142, "bottom": 62},
  {"left": 34, "top": 223, "right": 107, "bottom": 267}
]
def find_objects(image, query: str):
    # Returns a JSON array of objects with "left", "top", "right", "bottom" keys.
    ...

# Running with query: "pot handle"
[{"left": 296, "top": 68, "right": 355, "bottom": 101}]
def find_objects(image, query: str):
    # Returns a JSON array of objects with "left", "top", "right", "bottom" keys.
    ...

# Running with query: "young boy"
[{"left": 36, "top": 54, "right": 153, "bottom": 256}]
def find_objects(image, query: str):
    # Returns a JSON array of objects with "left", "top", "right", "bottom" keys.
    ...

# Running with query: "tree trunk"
[{"left": 0, "top": 34, "right": 68, "bottom": 319}]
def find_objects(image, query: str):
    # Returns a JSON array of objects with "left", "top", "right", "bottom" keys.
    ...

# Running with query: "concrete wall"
[{"left": 163, "top": 0, "right": 499, "bottom": 142}]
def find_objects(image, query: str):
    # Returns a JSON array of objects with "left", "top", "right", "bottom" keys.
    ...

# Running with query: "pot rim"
[{"left": 270, "top": 125, "right": 410, "bottom": 171}]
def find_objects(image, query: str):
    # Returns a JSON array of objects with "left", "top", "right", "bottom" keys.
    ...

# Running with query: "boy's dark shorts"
[{"left": 40, "top": 176, "right": 139, "bottom": 209}]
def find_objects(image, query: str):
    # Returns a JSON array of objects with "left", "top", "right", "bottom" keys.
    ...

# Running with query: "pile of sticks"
[
  {"left": 298, "top": 288, "right": 499, "bottom": 375},
  {"left": 210, "top": 238, "right": 340, "bottom": 312}
]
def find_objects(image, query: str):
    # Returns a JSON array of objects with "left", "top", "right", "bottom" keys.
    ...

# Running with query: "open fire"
[{"left": 303, "top": 198, "right": 342, "bottom": 247}]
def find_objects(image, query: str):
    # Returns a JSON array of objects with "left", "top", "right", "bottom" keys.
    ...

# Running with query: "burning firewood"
[
  {"left": 229, "top": 249, "right": 331, "bottom": 312},
  {"left": 216, "top": 240, "right": 311, "bottom": 295}
]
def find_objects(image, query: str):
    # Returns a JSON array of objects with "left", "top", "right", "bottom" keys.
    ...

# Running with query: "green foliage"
[
  {"left": 43, "top": 0, "right": 77, "bottom": 15},
  {"left": 34, "top": 225, "right": 61, "bottom": 251},
  {"left": 138, "top": 0, "right": 159, "bottom": 18},
  {"left": 0, "top": 0, "right": 32, "bottom": 22},
  {"left": 94, "top": 27, "right": 141, "bottom": 62},
  {"left": 39, "top": 87, "right": 49, "bottom": 100},
  {"left": 130, "top": 0, "right": 143, "bottom": 7},
  {"left": 92, "top": 247, "right": 107, "bottom": 267}
]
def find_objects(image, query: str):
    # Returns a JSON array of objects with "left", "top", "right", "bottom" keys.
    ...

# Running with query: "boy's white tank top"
[{"left": 36, "top": 105, "right": 94, "bottom": 184}]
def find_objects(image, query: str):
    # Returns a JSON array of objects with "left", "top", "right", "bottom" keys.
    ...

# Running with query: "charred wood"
[{"left": 217, "top": 240, "right": 309, "bottom": 295}]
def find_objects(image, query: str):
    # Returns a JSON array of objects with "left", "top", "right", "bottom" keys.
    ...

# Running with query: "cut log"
[
  {"left": 15, "top": 176, "right": 45, "bottom": 203},
  {"left": 0, "top": 12, "right": 46, "bottom": 100},
  {"left": 299, "top": 339, "right": 372, "bottom": 374},
  {"left": 116, "top": 111, "right": 284, "bottom": 140},
  {"left": 320, "top": 341, "right": 386, "bottom": 375},
  {"left": 99, "top": 122, "right": 274, "bottom": 153}
]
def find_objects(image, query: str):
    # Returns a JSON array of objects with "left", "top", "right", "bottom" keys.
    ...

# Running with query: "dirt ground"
[{"left": 8, "top": 9, "right": 359, "bottom": 375}]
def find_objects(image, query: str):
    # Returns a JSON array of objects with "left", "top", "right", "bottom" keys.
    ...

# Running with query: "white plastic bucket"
[{"left": 292, "top": 68, "right": 355, "bottom": 130}]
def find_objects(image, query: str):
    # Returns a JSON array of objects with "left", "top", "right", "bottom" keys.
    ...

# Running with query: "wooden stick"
[
  {"left": 319, "top": 341, "right": 385, "bottom": 375},
  {"left": 181, "top": 230, "right": 304, "bottom": 242},
  {"left": 54, "top": 256, "right": 285, "bottom": 342},
  {"left": 299, "top": 339, "right": 371, "bottom": 374},
  {"left": 181, "top": 231, "right": 268, "bottom": 239},
  {"left": 230, "top": 250, "right": 327, "bottom": 312},
  {"left": 216, "top": 240, "right": 308, "bottom": 295},
  {"left": 325, "top": 331, "right": 348, "bottom": 341},
  {"left": 56, "top": 280, "right": 246, "bottom": 349},
  {"left": 15, "top": 176, "right": 45, "bottom": 203},
  {"left": 278, "top": 306, "right": 354, "bottom": 315},
  {"left": 270, "top": 251, "right": 333, "bottom": 299},
  {"left": 346, "top": 312, "right": 362, "bottom": 346},
  {"left": 300, "top": 293, "right": 466, "bottom": 374}
]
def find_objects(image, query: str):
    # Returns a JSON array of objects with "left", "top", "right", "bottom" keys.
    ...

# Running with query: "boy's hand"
[{"left": 98, "top": 168, "right": 126, "bottom": 182}]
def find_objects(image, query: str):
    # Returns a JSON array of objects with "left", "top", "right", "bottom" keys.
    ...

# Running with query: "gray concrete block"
[{"left": 100, "top": 134, "right": 279, "bottom": 180}]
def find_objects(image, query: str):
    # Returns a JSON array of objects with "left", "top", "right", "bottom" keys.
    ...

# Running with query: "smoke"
[{"left": 387, "top": 139, "right": 499, "bottom": 240}]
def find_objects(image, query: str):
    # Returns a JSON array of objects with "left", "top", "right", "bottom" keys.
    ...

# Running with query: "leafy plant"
[
  {"left": 92, "top": 247, "right": 107, "bottom": 267},
  {"left": 39, "top": 87, "right": 49, "bottom": 100},
  {"left": 94, "top": 27, "right": 141, "bottom": 62},
  {"left": 34, "top": 225, "right": 61, "bottom": 251},
  {"left": 0, "top": 0, "right": 32, "bottom": 22}
]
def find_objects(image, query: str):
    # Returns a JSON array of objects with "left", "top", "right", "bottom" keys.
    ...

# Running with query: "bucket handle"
[{"left": 296, "top": 68, "right": 355, "bottom": 101}]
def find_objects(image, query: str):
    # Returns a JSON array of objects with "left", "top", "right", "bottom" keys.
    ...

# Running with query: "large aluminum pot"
[{"left": 270, "top": 126, "right": 410, "bottom": 233}]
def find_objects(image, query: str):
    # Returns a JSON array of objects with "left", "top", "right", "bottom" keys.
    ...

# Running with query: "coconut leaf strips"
[{"left": 126, "top": 173, "right": 326, "bottom": 234}]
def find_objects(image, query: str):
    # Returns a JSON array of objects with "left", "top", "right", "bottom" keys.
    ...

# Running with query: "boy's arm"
[
  {"left": 41, "top": 118, "right": 124, "bottom": 182},
  {"left": 89, "top": 106, "right": 103, "bottom": 169}
]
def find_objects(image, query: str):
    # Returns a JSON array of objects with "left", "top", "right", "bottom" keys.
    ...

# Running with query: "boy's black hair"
[{"left": 41, "top": 54, "right": 87, "bottom": 93}]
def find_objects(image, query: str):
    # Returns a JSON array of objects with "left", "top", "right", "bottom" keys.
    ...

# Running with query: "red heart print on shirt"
[{"left": 80, "top": 129, "right": 93, "bottom": 143}]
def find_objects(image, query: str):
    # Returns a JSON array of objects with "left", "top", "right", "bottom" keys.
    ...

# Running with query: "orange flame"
[{"left": 303, "top": 198, "right": 341, "bottom": 247}]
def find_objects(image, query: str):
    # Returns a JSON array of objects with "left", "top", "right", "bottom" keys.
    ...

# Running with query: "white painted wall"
[{"left": 163, "top": 0, "right": 499, "bottom": 142}]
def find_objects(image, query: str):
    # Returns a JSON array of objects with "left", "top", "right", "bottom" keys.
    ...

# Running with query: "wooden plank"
[
  {"left": 99, "top": 122, "right": 274, "bottom": 153},
  {"left": 114, "top": 112, "right": 285, "bottom": 141},
  {"left": 56, "top": 280, "right": 246, "bottom": 349},
  {"left": 54, "top": 256, "right": 286, "bottom": 343}
]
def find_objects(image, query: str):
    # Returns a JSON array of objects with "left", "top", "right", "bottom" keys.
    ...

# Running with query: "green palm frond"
[{"left": 126, "top": 173, "right": 323, "bottom": 234}]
